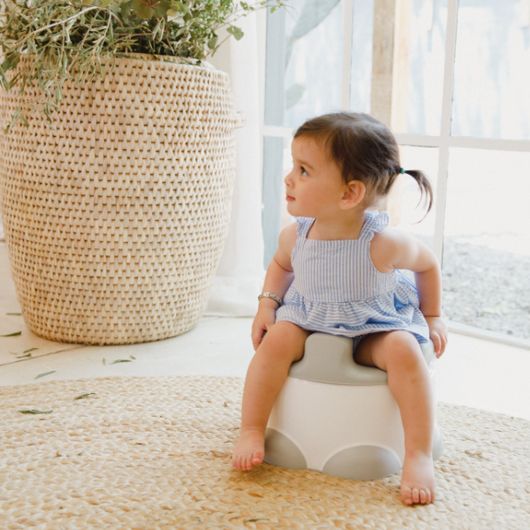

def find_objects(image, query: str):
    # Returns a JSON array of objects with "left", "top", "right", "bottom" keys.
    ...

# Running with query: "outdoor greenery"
[{"left": 0, "top": 0, "right": 286, "bottom": 130}]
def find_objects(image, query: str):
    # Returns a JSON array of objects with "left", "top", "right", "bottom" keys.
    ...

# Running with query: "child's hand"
[
  {"left": 425, "top": 316, "right": 448, "bottom": 358},
  {"left": 251, "top": 302, "right": 278, "bottom": 350}
]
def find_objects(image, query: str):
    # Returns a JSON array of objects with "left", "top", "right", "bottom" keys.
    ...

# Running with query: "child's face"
[{"left": 285, "top": 136, "right": 348, "bottom": 219}]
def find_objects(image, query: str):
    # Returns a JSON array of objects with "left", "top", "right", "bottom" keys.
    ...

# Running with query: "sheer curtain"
[{"left": 205, "top": 12, "right": 266, "bottom": 317}]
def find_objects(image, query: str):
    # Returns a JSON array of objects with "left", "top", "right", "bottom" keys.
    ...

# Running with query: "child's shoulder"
[
  {"left": 370, "top": 228, "right": 402, "bottom": 272},
  {"left": 278, "top": 222, "right": 299, "bottom": 252},
  {"left": 370, "top": 227, "right": 430, "bottom": 272}
]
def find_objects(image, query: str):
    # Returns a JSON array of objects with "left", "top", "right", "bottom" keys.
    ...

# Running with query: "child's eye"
[{"left": 301, "top": 166, "right": 308, "bottom": 176}]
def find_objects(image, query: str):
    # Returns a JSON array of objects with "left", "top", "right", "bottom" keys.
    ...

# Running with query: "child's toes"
[
  {"left": 412, "top": 488, "right": 420, "bottom": 504},
  {"left": 252, "top": 450, "right": 264, "bottom": 467},
  {"left": 402, "top": 486, "right": 413, "bottom": 505},
  {"left": 419, "top": 488, "right": 431, "bottom": 504}
]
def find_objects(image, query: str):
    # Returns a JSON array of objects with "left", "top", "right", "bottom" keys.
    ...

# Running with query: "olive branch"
[{"left": 0, "top": 0, "right": 288, "bottom": 131}]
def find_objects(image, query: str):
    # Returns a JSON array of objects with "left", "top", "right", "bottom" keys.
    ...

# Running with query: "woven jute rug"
[{"left": 1, "top": 376, "right": 529, "bottom": 529}]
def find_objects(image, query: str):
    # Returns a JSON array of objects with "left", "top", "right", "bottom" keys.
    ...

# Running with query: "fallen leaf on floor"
[
  {"left": 110, "top": 359, "right": 132, "bottom": 364},
  {"left": 6, "top": 313, "right": 22, "bottom": 316},
  {"left": 130, "top": 355, "right": 136, "bottom": 360},
  {"left": 24, "top": 348, "right": 38, "bottom": 354},
  {"left": 74, "top": 393, "right": 97, "bottom": 400},
  {"left": 35, "top": 371, "right": 56, "bottom": 379},
  {"left": 19, "top": 409, "right": 53, "bottom": 414},
  {"left": 102, "top": 358, "right": 106, "bottom": 365},
  {"left": 1, "top": 331, "right": 22, "bottom": 337},
  {"left": 16, "top": 353, "right": 32, "bottom": 359}
]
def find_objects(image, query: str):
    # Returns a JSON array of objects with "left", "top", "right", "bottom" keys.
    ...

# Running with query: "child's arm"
[
  {"left": 251, "top": 223, "right": 297, "bottom": 350},
  {"left": 371, "top": 229, "right": 448, "bottom": 357}
]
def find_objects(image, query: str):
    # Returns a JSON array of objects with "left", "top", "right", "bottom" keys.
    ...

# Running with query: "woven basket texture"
[
  {"left": 0, "top": 56, "right": 244, "bottom": 345},
  {"left": 1, "top": 376, "right": 530, "bottom": 529}
]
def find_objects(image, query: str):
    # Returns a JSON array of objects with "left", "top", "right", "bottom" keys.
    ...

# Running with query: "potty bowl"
[{"left": 264, "top": 333, "right": 444, "bottom": 480}]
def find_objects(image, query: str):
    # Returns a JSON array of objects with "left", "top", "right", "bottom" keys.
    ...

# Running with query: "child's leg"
[
  {"left": 233, "top": 321, "right": 310, "bottom": 471},
  {"left": 355, "top": 331, "right": 436, "bottom": 506}
]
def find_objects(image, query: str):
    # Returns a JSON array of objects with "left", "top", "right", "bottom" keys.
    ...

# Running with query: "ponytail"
[{"left": 402, "top": 169, "right": 433, "bottom": 216}]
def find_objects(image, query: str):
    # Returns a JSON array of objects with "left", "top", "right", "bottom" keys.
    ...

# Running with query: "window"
[{"left": 262, "top": 0, "right": 530, "bottom": 347}]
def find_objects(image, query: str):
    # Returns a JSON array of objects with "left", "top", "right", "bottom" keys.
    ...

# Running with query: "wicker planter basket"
[{"left": 0, "top": 56, "right": 244, "bottom": 345}]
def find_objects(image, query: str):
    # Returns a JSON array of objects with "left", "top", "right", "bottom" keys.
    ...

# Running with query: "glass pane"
[
  {"left": 406, "top": 0, "right": 448, "bottom": 135},
  {"left": 280, "top": 136, "right": 295, "bottom": 230},
  {"left": 443, "top": 148, "right": 530, "bottom": 340},
  {"left": 452, "top": 1, "right": 530, "bottom": 140},
  {"left": 349, "top": 0, "right": 374, "bottom": 113},
  {"left": 284, "top": 0, "right": 343, "bottom": 128},
  {"left": 392, "top": 146, "right": 439, "bottom": 251},
  {"left": 350, "top": 0, "right": 448, "bottom": 134}
]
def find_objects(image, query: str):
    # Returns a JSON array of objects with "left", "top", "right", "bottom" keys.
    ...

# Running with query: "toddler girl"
[{"left": 232, "top": 112, "right": 448, "bottom": 506}]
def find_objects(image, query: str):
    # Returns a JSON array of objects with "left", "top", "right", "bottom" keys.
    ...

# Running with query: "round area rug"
[{"left": 1, "top": 376, "right": 529, "bottom": 529}]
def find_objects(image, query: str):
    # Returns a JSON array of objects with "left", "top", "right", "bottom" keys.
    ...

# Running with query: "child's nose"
[{"left": 284, "top": 170, "right": 294, "bottom": 187}]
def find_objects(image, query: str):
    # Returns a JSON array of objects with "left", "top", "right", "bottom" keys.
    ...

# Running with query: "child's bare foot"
[
  {"left": 401, "top": 451, "right": 436, "bottom": 505},
  {"left": 232, "top": 428, "right": 265, "bottom": 470}
]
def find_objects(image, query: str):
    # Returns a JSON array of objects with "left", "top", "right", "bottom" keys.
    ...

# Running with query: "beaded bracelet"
[{"left": 258, "top": 292, "right": 283, "bottom": 306}]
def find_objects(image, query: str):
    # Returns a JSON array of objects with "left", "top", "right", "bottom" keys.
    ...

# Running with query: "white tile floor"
[{"left": 1, "top": 244, "right": 530, "bottom": 421}]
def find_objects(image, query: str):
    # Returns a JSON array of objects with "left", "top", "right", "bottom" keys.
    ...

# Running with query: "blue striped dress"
[{"left": 275, "top": 211, "right": 430, "bottom": 344}]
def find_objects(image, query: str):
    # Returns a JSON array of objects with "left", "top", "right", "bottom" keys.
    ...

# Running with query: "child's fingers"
[
  {"left": 430, "top": 331, "right": 442, "bottom": 357},
  {"left": 438, "top": 332, "right": 448, "bottom": 357},
  {"left": 433, "top": 331, "right": 448, "bottom": 358},
  {"left": 251, "top": 328, "right": 262, "bottom": 350},
  {"left": 251, "top": 326, "right": 268, "bottom": 350}
]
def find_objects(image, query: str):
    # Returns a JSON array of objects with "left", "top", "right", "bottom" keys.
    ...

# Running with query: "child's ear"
[{"left": 340, "top": 180, "right": 365, "bottom": 209}]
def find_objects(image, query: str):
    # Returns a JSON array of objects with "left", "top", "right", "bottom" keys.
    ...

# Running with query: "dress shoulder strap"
[
  {"left": 295, "top": 217, "right": 315, "bottom": 239},
  {"left": 359, "top": 211, "right": 390, "bottom": 242}
]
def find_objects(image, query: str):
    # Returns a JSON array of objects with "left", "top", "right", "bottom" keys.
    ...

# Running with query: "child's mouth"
[{"left": 286, "top": 195, "right": 295, "bottom": 202}]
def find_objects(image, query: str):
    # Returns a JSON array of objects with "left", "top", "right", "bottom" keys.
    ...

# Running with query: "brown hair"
[{"left": 294, "top": 112, "right": 433, "bottom": 213}]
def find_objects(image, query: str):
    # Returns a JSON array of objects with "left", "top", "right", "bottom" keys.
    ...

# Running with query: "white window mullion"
[
  {"left": 341, "top": 0, "right": 355, "bottom": 110},
  {"left": 396, "top": 133, "right": 530, "bottom": 152},
  {"left": 433, "top": 0, "right": 459, "bottom": 264}
]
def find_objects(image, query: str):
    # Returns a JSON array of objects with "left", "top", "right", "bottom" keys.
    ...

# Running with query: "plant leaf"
[
  {"left": 121, "top": 1, "right": 133, "bottom": 17},
  {"left": 290, "top": 0, "right": 341, "bottom": 41},
  {"left": 227, "top": 25, "right": 244, "bottom": 41},
  {"left": 1, "top": 331, "right": 22, "bottom": 337},
  {"left": 153, "top": 0, "right": 171, "bottom": 18},
  {"left": 286, "top": 83, "right": 305, "bottom": 109},
  {"left": 132, "top": 0, "right": 154, "bottom": 19},
  {"left": 35, "top": 371, "right": 56, "bottom": 379},
  {"left": 74, "top": 392, "right": 96, "bottom": 400},
  {"left": 19, "top": 409, "right": 53, "bottom": 414},
  {"left": 207, "top": 36, "right": 218, "bottom": 49}
]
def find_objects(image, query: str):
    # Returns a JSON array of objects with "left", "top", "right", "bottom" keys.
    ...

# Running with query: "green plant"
[{"left": 0, "top": 0, "right": 287, "bottom": 130}]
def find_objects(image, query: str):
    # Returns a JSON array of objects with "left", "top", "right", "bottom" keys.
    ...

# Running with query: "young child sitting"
[{"left": 232, "top": 112, "right": 448, "bottom": 506}]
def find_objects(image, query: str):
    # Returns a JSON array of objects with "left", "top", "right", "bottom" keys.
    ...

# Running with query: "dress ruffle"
[
  {"left": 276, "top": 272, "right": 428, "bottom": 342},
  {"left": 362, "top": 210, "right": 389, "bottom": 241},
  {"left": 275, "top": 211, "right": 430, "bottom": 344}
]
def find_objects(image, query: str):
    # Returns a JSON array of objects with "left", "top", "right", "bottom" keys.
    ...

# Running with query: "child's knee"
[
  {"left": 384, "top": 331, "right": 424, "bottom": 367},
  {"left": 260, "top": 321, "right": 308, "bottom": 361}
]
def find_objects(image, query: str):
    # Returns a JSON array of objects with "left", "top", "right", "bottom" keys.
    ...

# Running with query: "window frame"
[{"left": 262, "top": 0, "right": 530, "bottom": 349}]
